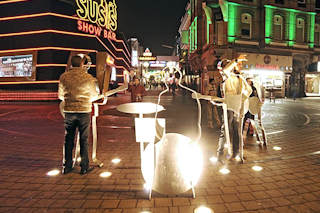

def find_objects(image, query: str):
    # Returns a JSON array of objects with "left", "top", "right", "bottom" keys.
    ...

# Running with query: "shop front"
[
  {"left": 305, "top": 73, "right": 320, "bottom": 96},
  {"left": 0, "top": 0, "right": 131, "bottom": 100},
  {"left": 241, "top": 54, "right": 292, "bottom": 98}
]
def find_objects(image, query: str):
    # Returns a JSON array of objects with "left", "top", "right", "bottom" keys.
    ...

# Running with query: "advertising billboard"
[{"left": 0, "top": 55, "right": 33, "bottom": 78}]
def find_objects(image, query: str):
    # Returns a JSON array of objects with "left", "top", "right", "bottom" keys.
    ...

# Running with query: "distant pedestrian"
[{"left": 128, "top": 78, "right": 146, "bottom": 102}]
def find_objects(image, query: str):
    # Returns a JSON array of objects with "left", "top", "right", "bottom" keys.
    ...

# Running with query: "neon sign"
[
  {"left": 76, "top": 0, "right": 117, "bottom": 40},
  {"left": 76, "top": 0, "right": 117, "bottom": 31}
]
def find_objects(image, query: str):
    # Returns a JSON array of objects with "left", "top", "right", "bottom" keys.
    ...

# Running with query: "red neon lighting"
[
  {"left": 36, "top": 64, "right": 96, "bottom": 68},
  {"left": 36, "top": 64, "right": 67, "bottom": 67},
  {"left": 0, "top": 29, "right": 97, "bottom": 38},
  {"left": 0, "top": 47, "right": 97, "bottom": 54},
  {"left": 107, "top": 37, "right": 131, "bottom": 62},
  {"left": 0, "top": 12, "right": 131, "bottom": 57},
  {"left": 0, "top": 29, "right": 131, "bottom": 69},
  {"left": 113, "top": 38, "right": 131, "bottom": 57},
  {"left": 0, "top": 12, "right": 79, "bottom": 22},
  {"left": 0, "top": 0, "right": 29, "bottom": 5},
  {"left": 0, "top": 92, "right": 58, "bottom": 101},
  {"left": 0, "top": 81, "right": 59, "bottom": 85},
  {"left": 95, "top": 37, "right": 131, "bottom": 69}
]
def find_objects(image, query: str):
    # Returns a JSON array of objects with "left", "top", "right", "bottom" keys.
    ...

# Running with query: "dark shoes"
[
  {"left": 62, "top": 167, "right": 74, "bottom": 175},
  {"left": 80, "top": 166, "right": 94, "bottom": 175}
]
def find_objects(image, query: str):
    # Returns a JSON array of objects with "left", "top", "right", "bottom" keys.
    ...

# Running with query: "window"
[
  {"left": 275, "top": 0, "right": 284, "bottom": 4},
  {"left": 273, "top": 15, "right": 283, "bottom": 40},
  {"left": 241, "top": 13, "right": 252, "bottom": 38},
  {"left": 298, "top": 0, "right": 306, "bottom": 8},
  {"left": 316, "top": 0, "right": 320, "bottom": 8},
  {"left": 296, "top": 18, "right": 305, "bottom": 43},
  {"left": 315, "top": 24, "right": 320, "bottom": 46}
]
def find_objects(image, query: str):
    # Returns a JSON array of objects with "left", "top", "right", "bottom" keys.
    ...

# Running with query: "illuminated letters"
[{"left": 75, "top": 0, "right": 118, "bottom": 32}]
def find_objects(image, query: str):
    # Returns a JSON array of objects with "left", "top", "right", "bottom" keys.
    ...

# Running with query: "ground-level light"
[
  {"left": 47, "top": 169, "right": 60, "bottom": 176},
  {"left": 100, "top": 172, "right": 112, "bottom": 178}
]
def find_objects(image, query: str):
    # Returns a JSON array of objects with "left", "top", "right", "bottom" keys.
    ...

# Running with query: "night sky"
[{"left": 117, "top": 0, "right": 189, "bottom": 56}]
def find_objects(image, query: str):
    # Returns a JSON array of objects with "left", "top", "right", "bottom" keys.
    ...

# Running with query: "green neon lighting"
[
  {"left": 228, "top": 1, "right": 256, "bottom": 8},
  {"left": 207, "top": 3, "right": 220, "bottom": 9},
  {"left": 309, "top": 14, "right": 315, "bottom": 48},
  {"left": 288, "top": 11, "right": 296, "bottom": 46},
  {"left": 265, "top": 6, "right": 273, "bottom": 44},
  {"left": 228, "top": 3, "right": 237, "bottom": 42},
  {"left": 189, "top": 17, "right": 198, "bottom": 52},
  {"left": 195, "top": 17, "right": 198, "bottom": 49},
  {"left": 207, "top": 18, "right": 210, "bottom": 44},
  {"left": 265, "top": 5, "right": 316, "bottom": 15}
]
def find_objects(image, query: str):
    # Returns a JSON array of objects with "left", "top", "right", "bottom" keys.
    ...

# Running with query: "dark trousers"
[
  {"left": 64, "top": 113, "right": 91, "bottom": 170},
  {"left": 217, "top": 110, "right": 242, "bottom": 157}
]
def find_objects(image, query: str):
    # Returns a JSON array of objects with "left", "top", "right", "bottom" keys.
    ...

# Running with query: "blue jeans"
[
  {"left": 217, "top": 110, "right": 243, "bottom": 158},
  {"left": 64, "top": 113, "right": 91, "bottom": 170}
]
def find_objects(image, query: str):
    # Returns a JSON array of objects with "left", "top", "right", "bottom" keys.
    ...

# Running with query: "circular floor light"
[
  {"left": 47, "top": 169, "right": 60, "bottom": 176},
  {"left": 273, "top": 146, "right": 282, "bottom": 151},
  {"left": 219, "top": 167, "right": 230, "bottom": 175},
  {"left": 100, "top": 171, "right": 112, "bottom": 178},
  {"left": 209, "top": 156, "right": 218, "bottom": 163},
  {"left": 194, "top": 206, "right": 213, "bottom": 213},
  {"left": 112, "top": 158, "right": 121, "bottom": 164},
  {"left": 252, "top": 166, "right": 263, "bottom": 172}
]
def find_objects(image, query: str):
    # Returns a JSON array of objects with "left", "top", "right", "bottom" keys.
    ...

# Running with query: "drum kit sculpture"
[{"left": 59, "top": 54, "right": 267, "bottom": 199}]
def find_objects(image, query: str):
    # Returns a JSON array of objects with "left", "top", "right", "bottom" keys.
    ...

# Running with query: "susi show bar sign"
[{"left": 76, "top": 0, "right": 117, "bottom": 40}]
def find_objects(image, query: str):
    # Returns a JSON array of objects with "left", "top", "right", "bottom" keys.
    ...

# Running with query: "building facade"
[
  {"left": 180, "top": 0, "right": 319, "bottom": 97},
  {"left": 0, "top": 0, "right": 131, "bottom": 100}
]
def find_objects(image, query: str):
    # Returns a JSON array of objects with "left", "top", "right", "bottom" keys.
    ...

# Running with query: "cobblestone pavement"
[{"left": 0, "top": 91, "right": 319, "bottom": 213}]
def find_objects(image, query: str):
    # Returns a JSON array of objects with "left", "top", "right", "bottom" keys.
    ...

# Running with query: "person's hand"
[{"left": 237, "top": 54, "right": 247, "bottom": 62}]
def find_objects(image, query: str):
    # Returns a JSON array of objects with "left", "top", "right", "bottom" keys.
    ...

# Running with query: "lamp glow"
[
  {"left": 77, "top": 157, "right": 81, "bottom": 162},
  {"left": 194, "top": 206, "right": 213, "bottom": 213},
  {"left": 273, "top": 146, "right": 282, "bottom": 151},
  {"left": 111, "top": 158, "right": 121, "bottom": 164},
  {"left": 219, "top": 168, "right": 230, "bottom": 175},
  {"left": 100, "top": 172, "right": 112, "bottom": 178},
  {"left": 252, "top": 166, "right": 263, "bottom": 171},
  {"left": 47, "top": 169, "right": 60, "bottom": 176},
  {"left": 209, "top": 156, "right": 218, "bottom": 163}
]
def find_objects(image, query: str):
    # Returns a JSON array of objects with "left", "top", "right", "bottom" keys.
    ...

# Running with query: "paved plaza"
[{"left": 0, "top": 91, "right": 320, "bottom": 213}]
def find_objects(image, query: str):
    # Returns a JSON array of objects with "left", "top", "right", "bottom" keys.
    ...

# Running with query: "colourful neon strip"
[
  {"left": 265, "top": 6, "right": 273, "bottom": 44},
  {"left": 36, "top": 64, "right": 67, "bottom": 67},
  {"left": 309, "top": 14, "right": 315, "bottom": 48},
  {"left": 228, "top": 3, "right": 237, "bottom": 42},
  {"left": 107, "top": 37, "right": 131, "bottom": 62},
  {"left": 0, "top": 0, "right": 29, "bottom": 5},
  {"left": 96, "top": 37, "right": 131, "bottom": 69},
  {"left": 0, "top": 12, "right": 79, "bottom": 22},
  {"left": 0, "top": 81, "right": 59, "bottom": 85},
  {"left": 0, "top": 30, "right": 130, "bottom": 68},
  {"left": 288, "top": 11, "right": 296, "bottom": 46},
  {"left": 36, "top": 64, "right": 96, "bottom": 68},
  {"left": 0, "top": 47, "right": 97, "bottom": 54},
  {"left": 0, "top": 12, "right": 131, "bottom": 57},
  {"left": 0, "top": 29, "right": 95, "bottom": 38},
  {"left": 265, "top": 5, "right": 316, "bottom": 15}
]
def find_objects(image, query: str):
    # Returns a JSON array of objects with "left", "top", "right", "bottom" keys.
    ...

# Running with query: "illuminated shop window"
[
  {"left": 241, "top": 13, "right": 252, "bottom": 39},
  {"left": 315, "top": 24, "right": 320, "bottom": 46},
  {"left": 296, "top": 18, "right": 305, "bottom": 43},
  {"left": 273, "top": 15, "right": 284, "bottom": 40}
]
